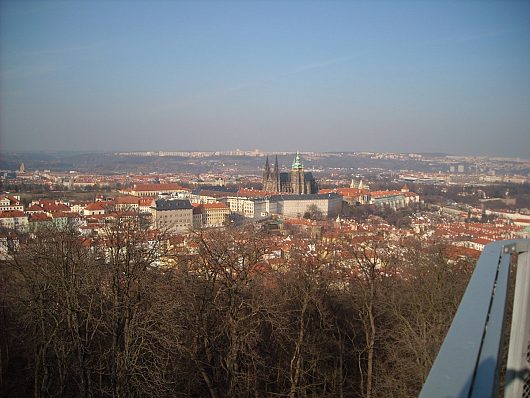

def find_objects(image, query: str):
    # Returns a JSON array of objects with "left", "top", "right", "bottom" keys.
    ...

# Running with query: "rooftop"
[{"left": 154, "top": 199, "right": 193, "bottom": 211}]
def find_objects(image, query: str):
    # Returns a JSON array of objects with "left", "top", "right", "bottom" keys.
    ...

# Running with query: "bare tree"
[
  {"left": 376, "top": 240, "right": 472, "bottom": 396},
  {"left": 164, "top": 226, "right": 277, "bottom": 397},
  {"left": 0, "top": 223, "right": 473, "bottom": 398},
  {"left": 7, "top": 226, "right": 104, "bottom": 397},
  {"left": 336, "top": 237, "right": 398, "bottom": 398},
  {"left": 95, "top": 217, "right": 171, "bottom": 397}
]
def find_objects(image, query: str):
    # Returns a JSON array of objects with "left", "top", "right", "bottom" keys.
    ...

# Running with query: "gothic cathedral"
[{"left": 262, "top": 152, "right": 318, "bottom": 194}]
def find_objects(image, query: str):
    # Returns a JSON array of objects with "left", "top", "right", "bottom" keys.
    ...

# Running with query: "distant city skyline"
[{"left": 1, "top": 0, "right": 529, "bottom": 157}]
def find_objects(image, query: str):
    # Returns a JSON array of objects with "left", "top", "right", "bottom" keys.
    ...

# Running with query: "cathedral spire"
[
  {"left": 292, "top": 151, "right": 303, "bottom": 170},
  {"left": 264, "top": 155, "right": 271, "bottom": 178},
  {"left": 274, "top": 155, "right": 279, "bottom": 173}
]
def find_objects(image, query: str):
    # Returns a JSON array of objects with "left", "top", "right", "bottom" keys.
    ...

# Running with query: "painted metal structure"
[{"left": 420, "top": 239, "right": 530, "bottom": 398}]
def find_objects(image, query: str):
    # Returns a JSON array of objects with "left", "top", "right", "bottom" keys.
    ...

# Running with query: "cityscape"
[
  {"left": 2, "top": 149, "right": 529, "bottom": 248},
  {"left": 1, "top": 0, "right": 529, "bottom": 397}
]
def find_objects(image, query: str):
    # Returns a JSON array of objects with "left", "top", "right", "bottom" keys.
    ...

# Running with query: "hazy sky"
[{"left": 1, "top": 0, "right": 529, "bottom": 157}]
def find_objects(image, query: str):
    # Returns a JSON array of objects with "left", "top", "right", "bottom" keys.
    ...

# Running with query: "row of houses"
[
  {"left": 0, "top": 193, "right": 232, "bottom": 234},
  {"left": 319, "top": 185, "right": 420, "bottom": 208}
]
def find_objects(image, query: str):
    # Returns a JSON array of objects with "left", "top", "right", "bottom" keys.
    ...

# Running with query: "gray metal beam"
[
  {"left": 471, "top": 249, "right": 510, "bottom": 398},
  {"left": 504, "top": 242, "right": 530, "bottom": 398},
  {"left": 420, "top": 239, "right": 529, "bottom": 398}
]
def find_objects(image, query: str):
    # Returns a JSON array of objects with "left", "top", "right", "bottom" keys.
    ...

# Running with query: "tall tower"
[
  {"left": 262, "top": 156, "right": 271, "bottom": 191},
  {"left": 291, "top": 151, "right": 306, "bottom": 194},
  {"left": 272, "top": 155, "right": 280, "bottom": 192}
]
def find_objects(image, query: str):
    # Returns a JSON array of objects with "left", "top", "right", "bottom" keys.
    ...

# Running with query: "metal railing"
[{"left": 420, "top": 239, "right": 530, "bottom": 398}]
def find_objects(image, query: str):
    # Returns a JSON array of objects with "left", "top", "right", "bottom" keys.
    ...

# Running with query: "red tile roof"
[
  {"left": 138, "top": 197, "right": 155, "bottom": 206},
  {"left": 85, "top": 202, "right": 106, "bottom": 211},
  {"left": 443, "top": 245, "right": 481, "bottom": 261},
  {"left": 193, "top": 202, "right": 230, "bottom": 213},
  {"left": 472, "top": 237, "right": 494, "bottom": 245},
  {"left": 42, "top": 203, "right": 71, "bottom": 212},
  {"left": 370, "top": 190, "right": 402, "bottom": 198},
  {"left": 0, "top": 210, "right": 26, "bottom": 218},
  {"left": 26, "top": 204, "right": 45, "bottom": 212},
  {"left": 29, "top": 213, "right": 53, "bottom": 222},
  {"left": 132, "top": 183, "right": 185, "bottom": 192},
  {"left": 114, "top": 196, "right": 139, "bottom": 205}
]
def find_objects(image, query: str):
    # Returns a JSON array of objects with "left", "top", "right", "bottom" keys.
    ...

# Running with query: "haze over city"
[
  {"left": 1, "top": 0, "right": 529, "bottom": 157},
  {"left": 2, "top": 3, "right": 530, "bottom": 394}
]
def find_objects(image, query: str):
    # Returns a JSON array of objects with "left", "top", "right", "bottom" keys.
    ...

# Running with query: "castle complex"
[{"left": 262, "top": 152, "right": 318, "bottom": 194}]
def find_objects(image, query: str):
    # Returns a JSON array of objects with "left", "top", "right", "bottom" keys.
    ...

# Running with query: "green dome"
[{"left": 292, "top": 151, "right": 303, "bottom": 169}]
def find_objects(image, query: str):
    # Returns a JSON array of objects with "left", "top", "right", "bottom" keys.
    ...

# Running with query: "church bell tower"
[{"left": 291, "top": 151, "right": 306, "bottom": 194}]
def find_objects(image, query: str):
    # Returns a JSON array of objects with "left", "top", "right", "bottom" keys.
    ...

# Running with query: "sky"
[{"left": 1, "top": 0, "right": 529, "bottom": 157}]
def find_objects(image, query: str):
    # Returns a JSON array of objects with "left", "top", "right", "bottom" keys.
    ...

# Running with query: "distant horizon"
[
  {"left": 2, "top": 1, "right": 529, "bottom": 157},
  {"left": 2, "top": 148, "right": 530, "bottom": 161}
]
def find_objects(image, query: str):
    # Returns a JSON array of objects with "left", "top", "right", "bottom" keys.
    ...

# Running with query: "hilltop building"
[
  {"left": 223, "top": 191, "right": 341, "bottom": 220},
  {"left": 262, "top": 152, "right": 318, "bottom": 194},
  {"left": 125, "top": 183, "right": 189, "bottom": 197},
  {"left": 150, "top": 199, "right": 193, "bottom": 232}
]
